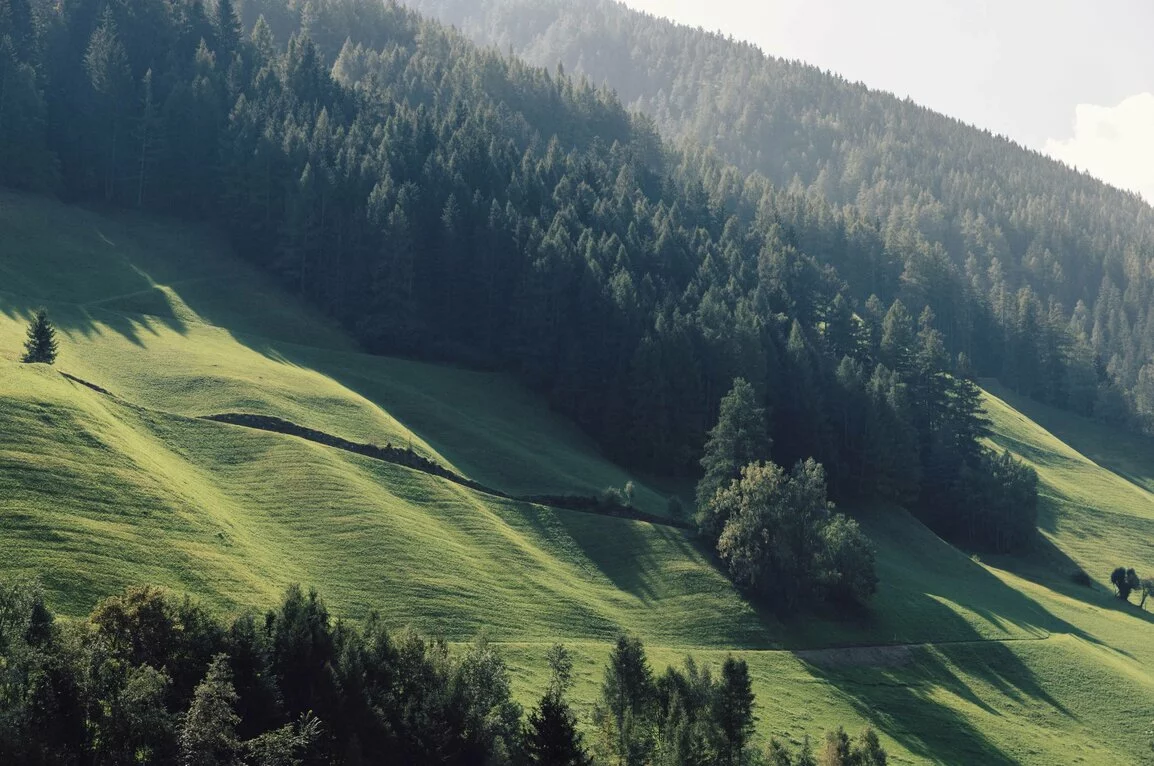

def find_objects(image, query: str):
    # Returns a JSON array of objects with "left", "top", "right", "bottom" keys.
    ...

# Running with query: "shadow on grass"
[
  {"left": 985, "top": 380, "right": 1154, "bottom": 493},
  {"left": 987, "top": 529, "right": 1154, "bottom": 636},
  {"left": 795, "top": 578, "right": 1077, "bottom": 764},
  {"left": 768, "top": 507, "right": 1097, "bottom": 763},
  {"left": 0, "top": 283, "right": 189, "bottom": 350}
]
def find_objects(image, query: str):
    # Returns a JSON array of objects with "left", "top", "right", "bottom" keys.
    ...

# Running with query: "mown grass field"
[{"left": 1, "top": 190, "right": 1151, "bottom": 764}]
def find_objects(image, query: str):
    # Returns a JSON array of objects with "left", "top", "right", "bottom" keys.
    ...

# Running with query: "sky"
[{"left": 618, "top": 0, "right": 1154, "bottom": 201}]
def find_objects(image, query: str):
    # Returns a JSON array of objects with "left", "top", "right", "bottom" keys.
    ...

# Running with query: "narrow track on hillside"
[
  {"left": 496, "top": 633, "right": 1058, "bottom": 669},
  {"left": 58, "top": 371, "right": 691, "bottom": 530},
  {"left": 793, "top": 632, "right": 1055, "bottom": 668}
]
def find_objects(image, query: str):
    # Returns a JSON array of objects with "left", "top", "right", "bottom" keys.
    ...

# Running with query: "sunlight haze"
[{"left": 619, "top": 0, "right": 1154, "bottom": 200}]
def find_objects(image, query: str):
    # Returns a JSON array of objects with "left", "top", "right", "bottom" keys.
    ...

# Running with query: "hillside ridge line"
[{"left": 57, "top": 370, "right": 690, "bottom": 530}]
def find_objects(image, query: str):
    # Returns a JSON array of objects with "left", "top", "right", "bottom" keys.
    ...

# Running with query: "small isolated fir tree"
[{"left": 21, "top": 308, "right": 58, "bottom": 364}]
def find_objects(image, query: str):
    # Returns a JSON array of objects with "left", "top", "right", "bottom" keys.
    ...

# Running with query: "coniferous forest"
[
  {"left": 413, "top": 0, "right": 1154, "bottom": 434},
  {"left": 0, "top": 0, "right": 1037, "bottom": 555},
  {"left": 5, "top": 0, "right": 1154, "bottom": 763}
]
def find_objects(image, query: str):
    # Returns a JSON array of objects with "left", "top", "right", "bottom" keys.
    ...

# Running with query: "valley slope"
[{"left": 1, "top": 191, "right": 1151, "bottom": 764}]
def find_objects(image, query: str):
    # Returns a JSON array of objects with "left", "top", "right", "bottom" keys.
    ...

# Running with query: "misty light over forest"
[{"left": 621, "top": 0, "right": 1154, "bottom": 200}]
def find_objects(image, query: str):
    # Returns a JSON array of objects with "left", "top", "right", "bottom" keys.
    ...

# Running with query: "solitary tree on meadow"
[
  {"left": 1110, "top": 567, "right": 1141, "bottom": 602},
  {"left": 21, "top": 308, "right": 59, "bottom": 364}
]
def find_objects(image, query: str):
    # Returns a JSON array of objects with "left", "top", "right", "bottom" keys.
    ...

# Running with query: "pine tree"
[
  {"left": 852, "top": 727, "right": 888, "bottom": 766},
  {"left": 21, "top": 308, "right": 58, "bottom": 364},
  {"left": 593, "top": 635, "right": 656, "bottom": 766},
  {"left": 214, "top": 0, "right": 243, "bottom": 56},
  {"left": 135, "top": 69, "right": 162, "bottom": 208},
  {"left": 85, "top": 8, "right": 131, "bottom": 202}
]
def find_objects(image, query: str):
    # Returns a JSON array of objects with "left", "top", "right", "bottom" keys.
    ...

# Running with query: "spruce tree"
[
  {"left": 524, "top": 691, "right": 591, "bottom": 766},
  {"left": 180, "top": 655, "right": 241, "bottom": 766},
  {"left": 593, "top": 635, "right": 656, "bottom": 766},
  {"left": 21, "top": 308, "right": 58, "bottom": 364},
  {"left": 696, "top": 378, "right": 771, "bottom": 536},
  {"left": 712, "top": 657, "right": 755, "bottom": 765}
]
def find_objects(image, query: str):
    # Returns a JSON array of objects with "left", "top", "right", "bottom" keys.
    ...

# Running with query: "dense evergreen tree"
[
  {"left": 593, "top": 635, "right": 657, "bottom": 766},
  {"left": 524, "top": 691, "right": 591, "bottom": 766},
  {"left": 0, "top": 579, "right": 890, "bottom": 766},
  {"left": 413, "top": 0, "right": 1154, "bottom": 437},
  {"left": 711, "top": 657, "right": 755, "bottom": 766},
  {"left": 180, "top": 655, "right": 242, "bottom": 766},
  {"left": 20, "top": 308, "right": 58, "bottom": 364},
  {"left": 695, "top": 378, "right": 771, "bottom": 528}
]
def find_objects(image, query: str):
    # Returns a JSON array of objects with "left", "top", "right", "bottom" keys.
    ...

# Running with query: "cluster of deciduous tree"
[
  {"left": 0, "top": 579, "right": 886, "bottom": 765},
  {"left": 411, "top": 0, "right": 1154, "bottom": 435},
  {"left": 695, "top": 379, "right": 877, "bottom": 612},
  {"left": 1110, "top": 566, "right": 1153, "bottom": 608},
  {"left": 0, "top": 0, "right": 1033, "bottom": 550}
]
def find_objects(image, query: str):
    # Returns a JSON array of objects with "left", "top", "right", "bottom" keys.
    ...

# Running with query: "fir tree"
[
  {"left": 21, "top": 308, "right": 58, "bottom": 364},
  {"left": 712, "top": 657, "right": 755, "bottom": 765},
  {"left": 696, "top": 378, "right": 771, "bottom": 535},
  {"left": 524, "top": 691, "right": 591, "bottom": 766},
  {"left": 180, "top": 655, "right": 241, "bottom": 766}
]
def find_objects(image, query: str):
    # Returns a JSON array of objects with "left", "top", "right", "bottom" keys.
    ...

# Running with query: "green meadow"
[{"left": 1, "top": 191, "right": 1151, "bottom": 764}]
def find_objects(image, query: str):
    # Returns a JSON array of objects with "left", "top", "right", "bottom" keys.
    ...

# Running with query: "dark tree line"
[
  {"left": 412, "top": 0, "right": 1154, "bottom": 436},
  {"left": 0, "top": 0, "right": 1033, "bottom": 551},
  {"left": 0, "top": 579, "right": 887, "bottom": 765}
]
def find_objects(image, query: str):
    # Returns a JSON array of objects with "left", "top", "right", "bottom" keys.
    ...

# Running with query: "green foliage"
[
  {"left": 817, "top": 515, "right": 879, "bottom": 605},
  {"left": 1110, "top": 567, "right": 1141, "bottom": 602},
  {"left": 765, "top": 738, "right": 794, "bottom": 766},
  {"left": 4, "top": 0, "right": 1009, "bottom": 525},
  {"left": 1139, "top": 579, "right": 1154, "bottom": 610},
  {"left": 180, "top": 655, "right": 241, "bottom": 766},
  {"left": 711, "top": 460, "right": 877, "bottom": 612},
  {"left": 524, "top": 690, "right": 591, "bottom": 766},
  {"left": 818, "top": 727, "right": 852, "bottom": 766},
  {"left": 414, "top": 0, "right": 1154, "bottom": 437},
  {"left": 712, "top": 657, "right": 756, "bottom": 765},
  {"left": 0, "top": 582, "right": 541, "bottom": 765},
  {"left": 20, "top": 307, "right": 57, "bottom": 364},
  {"left": 695, "top": 378, "right": 771, "bottom": 528},
  {"left": 593, "top": 635, "right": 656, "bottom": 765}
]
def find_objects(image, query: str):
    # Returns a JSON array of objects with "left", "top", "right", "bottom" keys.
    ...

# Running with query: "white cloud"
[{"left": 1044, "top": 93, "right": 1154, "bottom": 203}]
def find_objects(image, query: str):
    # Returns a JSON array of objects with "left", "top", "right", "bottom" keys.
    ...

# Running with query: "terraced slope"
[{"left": 1, "top": 190, "right": 1152, "bottom": 764}]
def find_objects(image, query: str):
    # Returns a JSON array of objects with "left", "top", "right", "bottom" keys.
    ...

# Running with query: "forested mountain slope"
[
  {"left": 2, "top": 0, "right": 1153, "bottom": 761},
  {"left": 2, "top": 0, "right": 1036, "bottom": 555},
  {"left": 1, "top": 190, "right": 1152, "bottom": 764},
  {"left": 410, "top": 0, "right": 1154, "bottom": 431}
]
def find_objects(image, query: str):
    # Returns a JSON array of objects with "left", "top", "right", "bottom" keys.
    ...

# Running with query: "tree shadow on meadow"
[
  {"left": 791, "top": 568, "right": 1080, "bottom": 765},
  {"left": 985, "top": 380, "right": 1154, "bottom": 495},
  {"left": 0, "top": 288, "right": 188, "bottom": 351},
  {"left": 759, "top": 505, "right": 1107, "bottom": 764}
]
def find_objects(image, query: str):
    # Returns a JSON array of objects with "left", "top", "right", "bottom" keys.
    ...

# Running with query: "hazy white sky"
[{"left": 618, "top": 0, "right": 1154, "bottom": 201}]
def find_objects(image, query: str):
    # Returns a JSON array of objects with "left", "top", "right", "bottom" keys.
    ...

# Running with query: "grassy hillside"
[{"left": 1, "top": 191, "right": 1152, "bottom": 763}]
